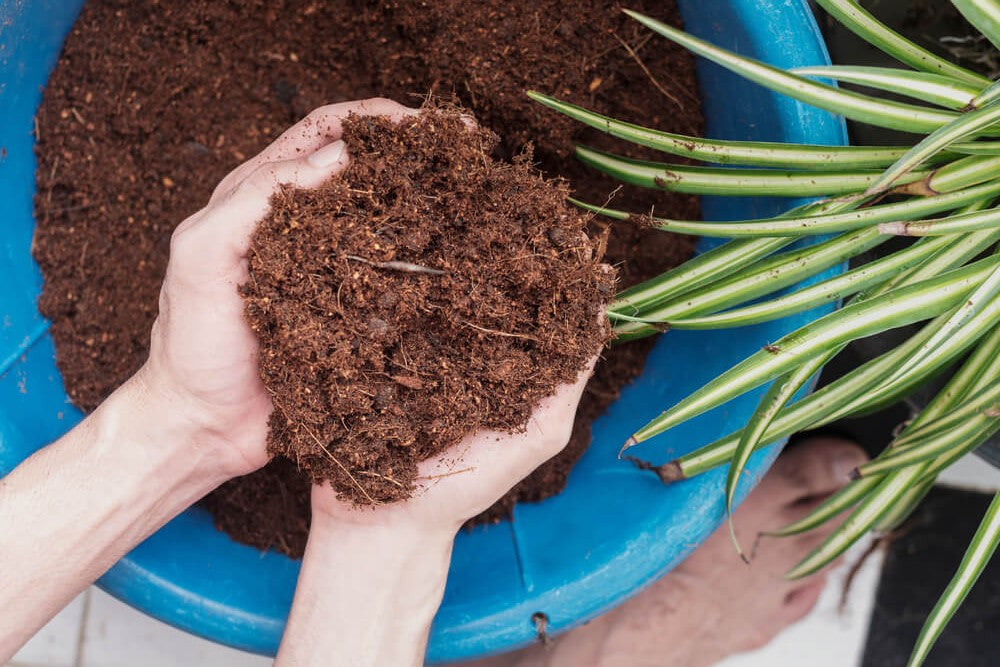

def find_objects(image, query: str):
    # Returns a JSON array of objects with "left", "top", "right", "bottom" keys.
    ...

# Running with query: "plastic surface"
[{"left": 0, "top": 0, "right": 846, "bottom": 662}]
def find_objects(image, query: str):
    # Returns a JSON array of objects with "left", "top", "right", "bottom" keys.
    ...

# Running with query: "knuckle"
[{"left": 240, "top": 164, "right": 282, "bottom": 195}]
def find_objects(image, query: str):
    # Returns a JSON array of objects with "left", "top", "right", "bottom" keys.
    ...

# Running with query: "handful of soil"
[{"left": 244, "top": 109, "right": 613, "bottom": 503}]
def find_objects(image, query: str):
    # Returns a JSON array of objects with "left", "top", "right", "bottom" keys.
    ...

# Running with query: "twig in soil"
[
  {"left": 300, "top": 421, "right": 378, "bottom": 505},
  {"left": 461, "top": 321, "right": 541, "bottom": 342},
  {"left": 345, "top": 254, "right": 447, "bottom": 276},
  {"left": 611, "top": 32, "right": 685, "bottom": 110},
  {"left": 416, "top": 466, "right": 475, "bottom": 481},
  {"left": 78, "top": 241, "right": 89, "bottom": 281},
  {"left": 356, "top": 469, "right": 404, "bottom": 488}
]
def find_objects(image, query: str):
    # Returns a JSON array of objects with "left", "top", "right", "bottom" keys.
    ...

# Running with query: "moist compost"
[
  {"left": 34, "top": 0, "right": 702, "bottom": 554},
  {"left": 244, "top": 111, "right": 612, "bottom": 502}
]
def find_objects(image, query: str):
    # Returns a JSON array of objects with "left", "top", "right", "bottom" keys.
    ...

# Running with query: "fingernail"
[
  {"left": 307, "top": 140, "right": 346, "bottom": 168},
  {"left": 831, "top": 451, "right": 863, "bottom": 481}
]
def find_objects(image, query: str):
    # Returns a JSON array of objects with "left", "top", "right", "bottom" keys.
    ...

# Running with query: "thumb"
[{"left": 184, "top": 140, "right": 350, "bottom": 265}]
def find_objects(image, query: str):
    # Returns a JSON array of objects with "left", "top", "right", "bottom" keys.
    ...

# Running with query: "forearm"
[
  {"left": 277, "top": 516, "right": 454, "bottom": 667},
  {"left": 0, "top": 373, "right": 231, "bottom": 660}
]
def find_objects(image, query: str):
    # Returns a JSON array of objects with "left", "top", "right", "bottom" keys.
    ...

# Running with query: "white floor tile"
[
  {"left": 9, "top": 590, "right": 88, "bottom": 667},
  {"left": 713, "top": 538, "right": 883, "bottom": 667},
  {"left": 77, "top": 588, "right": 270, "bottom": 667}
]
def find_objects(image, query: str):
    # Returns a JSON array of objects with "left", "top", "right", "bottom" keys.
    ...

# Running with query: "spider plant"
[{"left": 530, "top": 1, "right": 1000, "bottom": 664}]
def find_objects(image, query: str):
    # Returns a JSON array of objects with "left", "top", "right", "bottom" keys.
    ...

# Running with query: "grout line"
[{"left": 72, "top": 588, "right": 92, "bottom": 667}]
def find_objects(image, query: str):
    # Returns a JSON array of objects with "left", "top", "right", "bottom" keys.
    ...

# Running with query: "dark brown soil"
[
  {"left": 244, "top": 110, "right": 612, "bottom": 502},
  {"left": 33, "top": 0, "right": 702, "bottom": 554}
]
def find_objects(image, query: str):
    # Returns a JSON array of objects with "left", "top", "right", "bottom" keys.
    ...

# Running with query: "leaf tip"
[{"left": 619, "top": 435, "right": 640, "bottom": 457}]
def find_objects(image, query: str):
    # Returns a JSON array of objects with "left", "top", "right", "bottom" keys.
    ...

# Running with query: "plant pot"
[{"left": 0, "top": 0, "right": 845, "bottom": 662}]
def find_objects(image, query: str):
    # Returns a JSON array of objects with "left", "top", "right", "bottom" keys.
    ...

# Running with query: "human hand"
[
  {"left": 279, "top": 359, "right": 598, "bottom": 667},
  {"left": 132, "top": 98, "right": 419, "bottom": 479},
  {"left": 311, "top": 356, "right": 599, "bottom": 539}
]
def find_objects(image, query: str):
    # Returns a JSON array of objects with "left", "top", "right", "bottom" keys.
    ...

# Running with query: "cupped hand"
[
  {"left": 311, "top": 356, "right": 599, "bottom": 538},
  {"left": 134, "top": 98, "right": 419, "bottom": 479}
]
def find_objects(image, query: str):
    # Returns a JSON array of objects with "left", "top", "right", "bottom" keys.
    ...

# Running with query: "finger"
[
  {"left": 210, "top": 98, "right": 419, "bottom": 203},
  {"left": 416, "top": 354, "right": 599, "bottom": 488},
  {"left": 169, "top": 140, "right": 350, "bottom": 280}
]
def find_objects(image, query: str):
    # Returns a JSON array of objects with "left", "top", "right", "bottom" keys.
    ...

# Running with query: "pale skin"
[{"left": 0, "top": 98, "right": 868, "bottom": 666}]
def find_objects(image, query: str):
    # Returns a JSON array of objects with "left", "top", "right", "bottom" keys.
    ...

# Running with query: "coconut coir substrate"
[
  {"left": 244, "top": 110, "right": 612, "bottom": 502},
  {"left": 33, "top": 0, "right": 703, "bottom": 556}
]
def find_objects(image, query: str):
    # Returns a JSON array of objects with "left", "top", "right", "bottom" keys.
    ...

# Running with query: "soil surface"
[
  {"left": 244, "top": 111, "right": 612, "bottom": 502},
  {"left": 34, "top": 0, "right": 702, "bottom": 554}
]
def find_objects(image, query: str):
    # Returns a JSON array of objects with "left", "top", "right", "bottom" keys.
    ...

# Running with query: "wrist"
[
  {"left": 120, "top": 363, "right": 265, "bottom": 481},
  {"left": 99, "top": 372, "right": 240, "bottom": 492},
  {"left": 277, "top": 503, "right": 455, "bottom": 667}
]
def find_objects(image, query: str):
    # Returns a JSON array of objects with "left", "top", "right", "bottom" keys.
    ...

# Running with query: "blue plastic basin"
[{"left": 0, "top": 0, "right": 845, "bottom": 662}]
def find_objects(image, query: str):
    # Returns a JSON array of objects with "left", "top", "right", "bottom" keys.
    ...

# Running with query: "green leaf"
[
  {"left": 872, "top": 224, "right": 1000, "bottom": 297},
  {"left": 913, "top": 320, "right": 1000, "bottom": 426},
  {"left": 856, "top": 403, "right": 1000, "bottom": 476},
  {"left": 892, "top": 377, "right": 1000, "bottom": 449},
  {"left": 624, "top": 257, "right": 999, "bottom": 448},
  {"left": 611, "top": 237, "right": 795, "bottom": 315},
  {"left": 814, "top": 294, "right": 999, "bottom": 427},
  {"left": 880, "top": 204, "right": 1000, "bottom": 236},
  {"left": 874, "top": 476, "right": 936, "bottom": 532},
  {"left": 673, "top": 311, "right": 956, "bottom": 477},
  {"left": 867, "top": 104, "right": 1000, "bottom": 195},
  {"left": 909, "top": 490, "right": 1000, "bottom": 666},
  {"left": 791, "top": 65, "right": 980, "bottom": 110},
  {"left": 925, "top": 154, "right": 1000, "bottom": 193},
  {"left": 770, "top": 476, "right": 881, "bottom": 536},
  {"left": 575, "top": 145, "right": 925, "bottom": 197},
  {"left": 623, "top": 9, "right": 960, "bottom": 134},
  {"left": 664, "top": 235, "right": 956, "bottom": 329},
  {"left": 569, "top": 180, "right": 1000, "bottom": 238},
  {"left": 786, "top": 464, "right": 926, "bottom": 578},
  {"left": 612, "top": 229, "right": 887, "bottom": 338},
  {"left": 878, "top": 265, "right": 1000, "bottom": 387},
  {"left": 573, "top": 178, "right": 1000, "bottom": 238},
  {"left": 949, "top": 140, "right": 1000, "bottom": 154},
  {"left": 674, "top": 258, "right": 1000, "bottom": 480},
  {"left": 812, "top": 0, "right": 989, "bottom": 86},
  {"left": 527, "top": 91, "right": 915, "bottom": 170},
  {"left": 970, "top": 78, "right": 1000, "bottom": 110},
  {"left": 952, "top": 0, "right": 1000, "bottom": 52},
  {"left": 726, "top": 355, "right": 831, "bottom": 553}
]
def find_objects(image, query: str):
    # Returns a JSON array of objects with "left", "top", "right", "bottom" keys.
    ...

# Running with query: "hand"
[
  {"left": 133, "top": 98, "right": 419, "bottom": 479},
  {"left": 311, "top": 356, "right": 599, "bottom": 538},
  {"left": 279, "top": 359, "right": 598, "bottom": 667}
]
